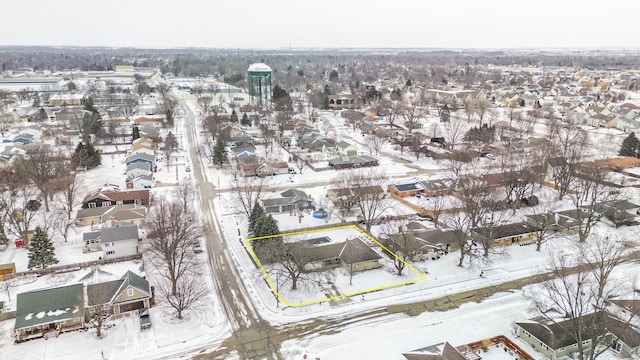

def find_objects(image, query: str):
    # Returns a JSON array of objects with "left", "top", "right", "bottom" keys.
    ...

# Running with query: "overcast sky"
[{"left": 2, "top": 0, "right": 638, "bottom": 50}]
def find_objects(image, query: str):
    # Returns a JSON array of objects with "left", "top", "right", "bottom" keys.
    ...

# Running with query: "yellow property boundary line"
[{"left": 246, "top": 224, "right": 428, "bottom": 307}]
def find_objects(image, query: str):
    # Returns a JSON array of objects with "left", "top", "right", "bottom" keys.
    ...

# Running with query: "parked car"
[{"left": 139, "top": 308, "right": 151, "bottom": 330}]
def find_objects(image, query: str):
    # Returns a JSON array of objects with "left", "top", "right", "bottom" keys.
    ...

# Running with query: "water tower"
[{"left": 247, "top": 63, "right": 272, "bottom": 107}]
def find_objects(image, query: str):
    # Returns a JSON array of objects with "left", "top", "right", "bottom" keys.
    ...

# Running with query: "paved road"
[{"left": 181, "top": 101, "right": 282, "bottom": 360}]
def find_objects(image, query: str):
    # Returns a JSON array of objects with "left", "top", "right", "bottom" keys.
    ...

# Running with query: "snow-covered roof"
[{"left": 247, "top": 63, "right": 272, "bottom": 72}]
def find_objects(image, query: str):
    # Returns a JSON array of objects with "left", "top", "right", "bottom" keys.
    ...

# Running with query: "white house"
[
  {"left": 126, "top": 162, "right": 152, "bottom": 180},
  {"left": 126, "top": 175, "right": 154, "bottom": 190},
  {"left": 99, "top": 222, "right": 140, "bottom": 260}
]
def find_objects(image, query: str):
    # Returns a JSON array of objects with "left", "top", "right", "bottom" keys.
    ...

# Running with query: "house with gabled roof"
[
  {"left": 471, "top": 222, "right": 541, "bottom": 247},
  {"left": 261, "top": 189, "right": 314, "bottom": 213},
  {"left": 124, "top": 153, "right": 155, "bottom": 169},
  {"left": 256, "top": 161, "right": 290, "bottom": 177},
  {"left": 402, "top": 341, "right": 466, "bottom": 360},
  {"left": 282, "top": 237, "right": 382, "bottom": 272},
  {"left": 83, "top": 222, "right": 140, "bottom": 259},
  {"left": 76, "top": 203, "right": 146, "bottom": 227},
  {"left": 126, "top": 161, "right": 152, "bottom": 180},
  {"left": 516, "top": 312, "right": 640, "bottom": 359},
  {"left": 14, "top": 283, "right": 85, "bottom": 342},
  {"left": 328, "top": 154, "right": 380, "bottom": 169},
  {"left": 87, "top": 271, "right": 151, "bottom": 315},
  {"left": 81, "top": 187, "right": 150, "bottom": 209}
]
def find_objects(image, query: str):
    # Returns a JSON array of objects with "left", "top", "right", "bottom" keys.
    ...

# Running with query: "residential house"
[
  {"left": 608, "top": 299, "right": 640, "bottom": 328},
  {"left": 336, "top": 141, "right": 358, "bottom": 157},
  {"left": 402, "top": 341, "right": 467, "bottom": 360},
  {"left": 87, "top": 271, "right": 151, "bottom": 315},
  {"left": 129, "top": 138, "right": 157, "bottom": 157},
  {"left": 76, "top": 204, "right": 146, "bottom": 227},
  {"left": 132, "top": 115, "right": 163, "bottom": 127},
  {"left": 416, "top": 178, "right": 455, "bottom": 197},
  {"left": 282, "top": 237, "right": 382, "bottom": 272},
  {"left": 328, "top": 94, "right": 361, "bottom": 110},
  {"left": 381, "top": 227, "right": 456, "bottom": 261},
  {"left": 328, "top": 154, "right": 380, "bottom": 169},
  {"left": 81, "top": 188, "right": 150, "bottom": 209},
  {"left": 14, "top": 284, "right": 85, "bottom": 342},
  {"left": 261, "top": 189, "right": 314, "bottom": 213},
  {"left": 388, "top": 182, "right": 421, "bottom": 198},
  {"left": 230, "top": 141, "right": 256, "bottom": 154},
  {"left": 239, "top": 163, "right": 263, "bottom": 177},
  {"left": 586, "top": 200, "right": 640, "bottom": 226},
  {"left": 256, "top": 161, "right": 289, "bottom": 177},
  {"left": 525, "top": 209, "right": 586, "bottom": 235},
  {"left": 126, "top": 174, "right": 154, "bottom": 189},
  {"left": 83, "top": 222, "right": 140, "bottom": 259},
  {"left": 516, "top": 312, "right": 640, "bottom": 360},
  {"left": 124, "top": 153, "right": 155, "bottom": 170},
  {"left": 470, "top": 222, "right": 540, "bottom": 247},
  {"left": 126, "top": 162, "right": 152, "bottom": 180}
]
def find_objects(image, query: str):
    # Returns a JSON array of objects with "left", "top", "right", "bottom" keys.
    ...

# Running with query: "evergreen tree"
[
  {"left": 38, "top": 107, "right": 48, "bottom": 122},
  {"left": 28, "top": 226, "right": 59, "bottom": 269},
  {"left": 248, "top": 202, "right": 265, "bottom": 234},
  {"left": 132, "top": 125, "right": 140, "bottom": 141},
  {"left": 241, "top": 112, "right": 251, "bottom": 127},
  {"left": 253, "top": 214, "right": 280, "bottom": 238},
  {"left": 230, "top": 110, "right": 238, "bottom": 123},
  {"left": 440, "top": 104, "right": 451, "bottom": 122},
  {"left": 272, "top": 85, "right": 289, "bottom": 102},
  {"left": 212, "top": 137, "right": 227, "bottom": 167},
  {"left": 619, "top": 132, "right": 640, "bottom": 158},
  {"left": 72, "top": 141, "right": 102, "bottom": 169},
  {"left": 329, "top": 69, "right": 339, "bottom": 81}
]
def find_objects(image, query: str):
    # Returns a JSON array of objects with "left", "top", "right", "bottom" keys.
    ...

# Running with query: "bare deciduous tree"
[
  {"left": 144, "top": 195, "right": 203, "bottom": 296},
  {"left": 365, "top": 135, "right": 387, "bottom": 156},
  {"left": 533, "top": 235, "right": 634, "bottom": 360},
  {"left": 334, "top": 167, "right": 392, "bottom": 232},
  {"left": 158, "top": 272, "right": 208, "bottom": 319},
  {"left": 229, "top": 176, "right": 265, "bottom": 219},
  {"left": 569, "top": 165, "right": 620, "bottom": 242}
]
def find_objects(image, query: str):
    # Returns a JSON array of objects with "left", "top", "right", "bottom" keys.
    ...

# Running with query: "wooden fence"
[{"left": 3, "top": 253, "right": 143, "bottom": 281}]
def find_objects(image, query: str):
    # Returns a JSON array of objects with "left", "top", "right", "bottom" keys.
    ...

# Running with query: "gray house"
[
  {"left": 261, "top": 189, "right": 314, "bottom": 213},
  {"left": 83, "top": 222, "right": 140, "bottom": 260}
]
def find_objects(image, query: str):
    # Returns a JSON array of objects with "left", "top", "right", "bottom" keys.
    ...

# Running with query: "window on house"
[
  {"left": 116, "top": 200, "right": 123, "bottom": 205},
  {"left": 88, "top": 203, "right": 96, "bottom": 208},
  {"left": 106, "top": 250, "right": 115, "bottom": 256},
  {"left": 102, "top": 201, "right": 111, "bottom": 207},
  {"left": 614, "top": 341, "right": 622, "bottom": 352},
  {"left": 135, "top": 199, "right": 142, "bottom": 205},
  {"left": 582, "top": 340, "right": 590, "bottom": 346},
  {"left": 127, "top": 289, "right": 134, "bottom": 297}
]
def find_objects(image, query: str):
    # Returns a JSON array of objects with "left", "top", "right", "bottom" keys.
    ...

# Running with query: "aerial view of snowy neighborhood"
[{"left": 2, "top": 14, "right": 640, "bottom": 360}]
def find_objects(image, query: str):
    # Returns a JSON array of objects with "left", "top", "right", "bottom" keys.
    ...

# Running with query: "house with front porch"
[{"left": 14, "top": 283, "right": 85, "bottom": 342}]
